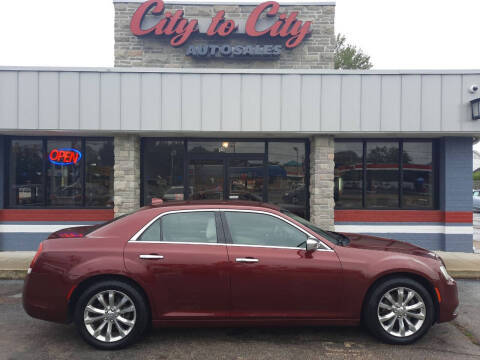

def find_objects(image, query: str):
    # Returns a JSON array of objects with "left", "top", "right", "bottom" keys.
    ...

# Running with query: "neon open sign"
[{"left": 49, "top": 148, "right": 82, "bottom": 166}]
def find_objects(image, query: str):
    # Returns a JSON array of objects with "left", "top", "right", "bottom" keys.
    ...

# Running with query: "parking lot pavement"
[{"left": 1, "top": 280, "right": 479, "bottom": 360}]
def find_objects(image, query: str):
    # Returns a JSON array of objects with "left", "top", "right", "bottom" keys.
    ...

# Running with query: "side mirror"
[{"left": 306, "top": 238, "right": 319, "bottom": 252}]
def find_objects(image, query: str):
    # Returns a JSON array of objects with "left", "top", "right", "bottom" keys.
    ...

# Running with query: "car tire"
[
  {"left": 74, "top": 280, "right": 149, "bottom": 350},
  {"left": 364, "top": 277, "right": 434, "bottom": 345}
]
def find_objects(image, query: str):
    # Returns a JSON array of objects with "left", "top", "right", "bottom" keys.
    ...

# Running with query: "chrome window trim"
[
  {"left": 129, "top": 209, "right": 221, "bottom": 242},
  {"left": 227, "top": 243, "right": 333, "bottom": 252},
  {"left": 129, "top": 208, "right": 333, "bottom": 252},
  {"left": 222, "top": 209, "right": 333, "bottom": 251},
  {"left": 129, "top": 241, "right": 225, "bottom": 246}
]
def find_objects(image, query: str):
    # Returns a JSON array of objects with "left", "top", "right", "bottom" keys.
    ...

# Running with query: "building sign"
[
  {"left": 49, "top": 148, "right": 82, "bottom": 166},
  {"left": 130, "top": 0, "right": 313, "bottom": 58}
]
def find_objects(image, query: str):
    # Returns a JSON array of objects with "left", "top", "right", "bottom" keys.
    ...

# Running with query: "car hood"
[
  {"left": 47, "top": 225, "right": 96, "bottom": 239},
  {"left": 340, "top": 232, "right": 437, "bottom": 258}
]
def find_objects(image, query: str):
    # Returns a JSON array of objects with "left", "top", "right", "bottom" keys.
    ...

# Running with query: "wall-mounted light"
[
  {"left": 221, "top": 142, "right": 229, "bottom": 149},
  {"left": 471, "top": 98, "right": 480, "bottom": 121}
]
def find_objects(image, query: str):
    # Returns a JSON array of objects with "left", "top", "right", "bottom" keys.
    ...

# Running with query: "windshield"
[{"left": 281, "top": 210, "right": 346, "bottom": 246}]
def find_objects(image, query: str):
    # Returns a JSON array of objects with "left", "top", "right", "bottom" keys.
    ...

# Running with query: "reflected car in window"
[
  {"left": 23, "top": 201, "right": 458, "bottom": 350},
  {"left": 474, "top": 190, "right": 480, "bottom": 213},
  {"left": 162, "top": 186, "right": 186, "bottom": 201}
]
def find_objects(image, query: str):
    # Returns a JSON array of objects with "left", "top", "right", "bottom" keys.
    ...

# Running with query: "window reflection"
[
  {"left": 228, "top": 159, "right": 264, "bottom": 202},
  {"left": 8, "top": 137, "right": 114, "bottom": 208},
  {"left": 225, "top": 212, "right": 307, "bottom": 247},
  {"left": 85, "top": 140, "right": 114, "bottom": 208},
  {"left": 9, "top": 140, "right": 44, "bottom": 206},
  {"left": 334, "top": 140, "right": 436, "bottom": 210},
  {"left": 334, "top": 142, "right": 363, "bottom": 209},
  {"left": 188, "top": 141, "right": 264, "bottom": 154},
  {"left": 143, "top": 140, "right": 185, "bottom": 204},
  {"left": 366, "top": 142, "right": 400, "bottom": 208},
  {"left": 47, "top": 139, "right": 83, "bottom": 206},
  {"left": 268, "top": 142, "right": 306, "bottom": 218},
  {"left": 402, "top": 142, "right": 433, "bottom": 209},
  {"left": 188, "top": 159, "right": 224, "bottom": 200}
]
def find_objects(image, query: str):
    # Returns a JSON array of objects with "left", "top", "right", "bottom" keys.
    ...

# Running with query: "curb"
[
  {"left": 0, "top": 270, "right": 27, "bottom": 280},
  {"left": 448, "top": 271, "right": 480, "bottom": 280}
]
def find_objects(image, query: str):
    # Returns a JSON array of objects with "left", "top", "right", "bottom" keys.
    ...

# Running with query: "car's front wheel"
[
  {"left": 364, "top": 277, "right": 435, "bottom": 344},
  {"left": 74, "top": 280, "right": 149, "bottom": 350}
]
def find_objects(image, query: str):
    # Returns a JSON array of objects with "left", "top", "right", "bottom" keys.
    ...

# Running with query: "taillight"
[{"left": 29, "top": 242, "right": 44, "bottom": 270}]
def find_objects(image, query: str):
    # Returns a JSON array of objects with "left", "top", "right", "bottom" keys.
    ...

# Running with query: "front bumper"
[
  {"left": 23, "top": 272, "right": 70, "bottom": 324},
  {"left": 436, "top": 280, "right": 459, "bottom": 323}
]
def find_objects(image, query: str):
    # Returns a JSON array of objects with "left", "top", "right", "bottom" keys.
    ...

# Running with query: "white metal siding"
[{"left": 1, "top": 68, "right": 480, "bottom": 134}]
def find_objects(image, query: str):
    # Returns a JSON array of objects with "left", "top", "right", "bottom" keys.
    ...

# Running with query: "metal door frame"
[{"left": 186, "top": 152, "right": 266, "bottom": 201}]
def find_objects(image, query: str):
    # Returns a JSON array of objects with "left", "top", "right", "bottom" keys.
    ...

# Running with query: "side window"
[
  {"left": 224, "top": 212, "right": 307, "bottom": 248},
  {"left": 161, "top": 212, "right": 217, "bottom": 243},
  {"left": 139, "top": 219, "right": 161, "bottom": 242}
]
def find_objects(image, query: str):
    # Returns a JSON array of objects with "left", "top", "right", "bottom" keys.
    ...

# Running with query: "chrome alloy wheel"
[
  {"left": 377, "top": 287, "right": 426, "bottom": 338},
  {"left": 83, "top": 290, "right": 137, "bottom": 343}
]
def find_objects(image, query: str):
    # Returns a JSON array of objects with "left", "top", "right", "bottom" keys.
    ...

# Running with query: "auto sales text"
[{"left": 186, "top": 44, "right": 283, "bottom": 58}]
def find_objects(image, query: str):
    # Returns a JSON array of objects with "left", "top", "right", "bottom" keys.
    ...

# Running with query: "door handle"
[
  {"left": 139, "top": 254, "right": 164, "bottom": 260},
  {"left": 235, "top": 258, "right": 259, "bottom": 263}
]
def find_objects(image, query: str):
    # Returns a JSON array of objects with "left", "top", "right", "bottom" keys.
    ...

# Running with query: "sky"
[
  {"left": 1, "top": 0, "right": 479, "bottom": 148},
  {"left": 1, "top": 0, "right": 480, "bottom": 69}
]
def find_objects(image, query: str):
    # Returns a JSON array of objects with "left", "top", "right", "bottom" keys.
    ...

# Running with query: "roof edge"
[{"left": 1, "top": 66, "right": 480, "bottom": 76}]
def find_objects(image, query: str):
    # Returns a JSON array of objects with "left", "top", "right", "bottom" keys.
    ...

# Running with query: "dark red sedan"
[{"left": 23, "top": 201, "right": 458, "bottom": 350}]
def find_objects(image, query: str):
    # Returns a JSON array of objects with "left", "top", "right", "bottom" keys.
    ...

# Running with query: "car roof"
[{"left": 144, "top": 200, "right": 281, "bottom": 212}]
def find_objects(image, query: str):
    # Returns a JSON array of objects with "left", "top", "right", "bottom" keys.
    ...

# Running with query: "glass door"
[
  {"left": 188, "top": 159, "right": 225, "bottom": 200},
  {"left": 227, "top": 159, "right": 264, "bottom": 202}
]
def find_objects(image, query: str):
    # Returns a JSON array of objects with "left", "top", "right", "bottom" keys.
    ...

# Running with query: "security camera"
[{"left": 469, "top": 85, "right": 479, "bottom": 94}]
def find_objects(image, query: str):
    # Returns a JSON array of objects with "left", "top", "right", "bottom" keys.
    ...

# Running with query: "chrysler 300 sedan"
[{"left": 23, "top": 201, "right": 458, "bottom": 350}]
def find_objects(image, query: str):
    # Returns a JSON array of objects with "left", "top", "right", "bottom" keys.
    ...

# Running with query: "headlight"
[{"left": 440, "top": 265, "right": 455, "bottom": 283}]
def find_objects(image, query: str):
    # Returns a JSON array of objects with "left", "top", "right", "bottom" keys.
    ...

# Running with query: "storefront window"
[
  {"left": 47, "top": 139, "right": 83, "bottom": 207},
  {"left": 334, "top": 142, "right": 363, "bottom": 209},
  {"left": 85, "top": 140, "right": 114, "bottom": 207},
  {"left": 334, "top": 140, "right": 436, "bottom": 209},
  {"left": 188, "top": 159, "right": 224, "bottom": 200},
  {"left": 227, "top": 159, "right": 264, "bottom": 202},
  {"left": 366, "top": 142, "right": 400, "bottom": 208},
  {"left": 142, "top": 139, "right": 309, "bottom": 218},
  {"left": 268, "top": 142, "right": 306, "bottom": 218},
  {"left": 7, "top": 137, "right": 114, "bottom": 208},
  {"left": 188, "top": 141, "right": 264, "bottom": 154},
  {"left": 8, "top": 139, "right": 44, "bottom": 206},
  {"left": 402, "top": 142, "right": 434, "bottom": 209},
  {"left": 143, "top": 140, "right": 185, "bottom": 204}
]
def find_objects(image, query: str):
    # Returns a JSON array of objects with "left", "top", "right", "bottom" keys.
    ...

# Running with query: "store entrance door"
[{"left": 188, "top": 155, "right": 265, "bottom": 202}]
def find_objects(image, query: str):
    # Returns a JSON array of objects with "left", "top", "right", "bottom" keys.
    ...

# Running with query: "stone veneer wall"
[
  {"left": 114, "top": 2, "right": 335, "bottom": 69},
  {"left": 309, "top": 135, "right": 335, "bottom": 231},
  {"left": 114, "top": 135, "right": 141, "bottom": 216}
]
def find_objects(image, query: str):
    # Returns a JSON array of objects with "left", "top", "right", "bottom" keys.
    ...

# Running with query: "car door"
[
  {"left": 124, "top": 210, "right": 230, "bottom": 319},
  {"left": 223, "top": 210, "right": 343, "bottom": 319}
]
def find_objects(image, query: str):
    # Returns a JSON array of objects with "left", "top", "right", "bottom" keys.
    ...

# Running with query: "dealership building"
[{"left": 0, "top": 0, "right": 479, "bottom": 252}]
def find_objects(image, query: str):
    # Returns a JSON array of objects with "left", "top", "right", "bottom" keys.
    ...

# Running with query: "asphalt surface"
[{"left": 0, "top": 280, "right": 479, "bottom": 360}]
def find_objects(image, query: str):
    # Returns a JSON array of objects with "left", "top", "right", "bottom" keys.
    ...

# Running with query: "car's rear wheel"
[
  {"left": 74, "top": 280, "right": 149, "bottom": 350},
  {"left": 364, "top": 277, "right": 434, "bottom": 344}
]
